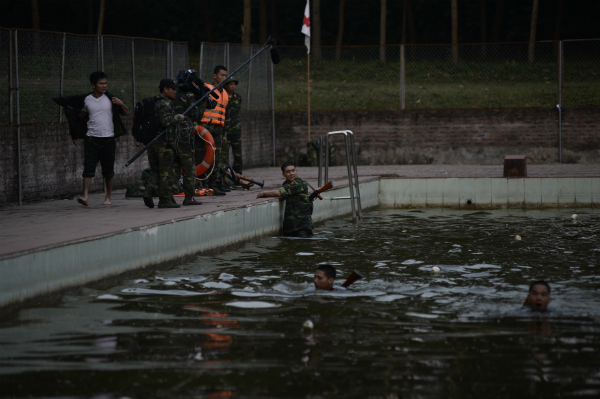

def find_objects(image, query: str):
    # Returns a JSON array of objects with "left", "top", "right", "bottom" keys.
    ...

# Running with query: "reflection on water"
[{"left": 1, "top": 208, "right": 600, "bottom": 398}]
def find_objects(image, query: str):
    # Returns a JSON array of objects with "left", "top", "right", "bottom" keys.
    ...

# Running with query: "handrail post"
[
  {"left": 246, "top": 45, "right": 252, "bottom": 111},
  {"left": 400, "top": 44, "right": 405, "bottom": 110},
  {"left": 199, "top": 42, "right": 204, "bottom": 79},
  {"left": 270, "top": 56, "right": 276, "bottom": 166},
  {"left": 317, "top": 135, "right": 323, "bottom": 187},
  {"left": 342, "top": 132, "right": 357, "bottom": 222},
  {"left": 348, "top": 131, "right": 362, "bottom": 219}
]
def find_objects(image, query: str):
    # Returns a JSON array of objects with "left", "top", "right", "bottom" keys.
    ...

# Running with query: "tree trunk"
[
  {"left": 380, "top": 0, "right": 386, "bottom": 63},
  {"left": 88, "top": 0, "right": 94, "bottom": 34},
  {"left": 407, "top": 0, "right": 416, "bottom": 45},
  {"left": 480, "top": 0, "right": 486, "bottom": 59},
  {"left": 335, "top": 0, "right": 345, "bottom": 61},
  {"left": 270, "top": 0, "right": 277, "bottom": 42},
  {"left": 242, "top": 0, "right": 251, "bottom": 45},
  {"left": 528, "top": 0, "right": 539, "bottom": 64},
  {"left": 554, "top": 0, "right": 564, "bottom": 40},
  {"left": 96, "top": 0, "right": 106, "bottom": 35},
  {"left": 31, "top": 0, "right": 40, "bottom": 30},
  {"left": 259, "top": 0, "right": 267, "bottom": 44},
  {"left": 203, "top": 1, "right": 213, "bottom": 42},
  {"left": 480, "top": 0, "right": 486, "bottom": 43},
  {"left": 401, "top": 0, "right": 407, "bottom": 45},
  {"left": 451, "top": 0, "right": 458, "bottom": 64},
  {"left": 313, "top": 0, "right": 322, "bottom": 60},
  {"left": 491, "top": 0, "right": 505, "bottom": 42}
]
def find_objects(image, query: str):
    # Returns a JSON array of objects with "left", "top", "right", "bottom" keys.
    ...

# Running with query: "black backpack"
[{"left": 132, "top": 96, "right": 159, "bottom": 145}]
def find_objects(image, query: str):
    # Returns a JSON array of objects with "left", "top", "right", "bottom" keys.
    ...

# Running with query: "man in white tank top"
[{"left": 77, "top": 71, "right": 129, "bottom": 206}]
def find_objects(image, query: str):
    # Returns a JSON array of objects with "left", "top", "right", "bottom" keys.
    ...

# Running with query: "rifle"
[
  {"left": 341, "top": 270, "right": 364, "bottom": 288},
  {"left": 309, "top": 181, "right": 334, "bottom": 201},
  {"left": 222, "top": 166, "right": 264, "bottom": 190}
]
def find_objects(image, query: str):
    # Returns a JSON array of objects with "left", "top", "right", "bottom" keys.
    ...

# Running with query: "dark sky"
[{"left": 1, "top": 0, "right": 599, "bottom": 49}]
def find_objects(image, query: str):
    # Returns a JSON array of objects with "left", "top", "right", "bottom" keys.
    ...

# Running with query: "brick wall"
[
  {"left": 0, "top": 122, "right": 149, "bottom": 205},
  {"left": 0, "top": 111, "right": 273, "bottom": 205},
  {"left": 2, "top": 107, "right": 598, "bottom": 205},
  {"left": 273, "top": 107, "right": 600, "bottom": 166}
]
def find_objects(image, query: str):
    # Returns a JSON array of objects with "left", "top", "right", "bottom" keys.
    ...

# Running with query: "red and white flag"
[{"left": 301, "top": 0, "right": 310, "bottom": 54}]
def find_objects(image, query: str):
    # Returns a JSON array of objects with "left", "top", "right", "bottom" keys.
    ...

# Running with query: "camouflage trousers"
[
  {"left": 145, "top": 142, "right": 174, "bottom": 200},
  {"left": 172, "top": 141, "right": 195, "bottom": 198},
  {"left": 221, "top": 133, "right": 243, "bottom": 174},
  {"left": 195, "top": 123, "right": 223, "bottom": 186}
]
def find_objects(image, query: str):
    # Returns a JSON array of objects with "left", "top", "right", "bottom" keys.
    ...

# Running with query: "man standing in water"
[
  {"left": 256, "top": 162, "right": 314, "bottom": 237},
  {"left": 524, "top": 280, "right": 552, "bottom": 312}
]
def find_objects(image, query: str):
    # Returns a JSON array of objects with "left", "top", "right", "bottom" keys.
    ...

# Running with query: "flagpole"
[{"left": 307, "top": 53, "right": 311, "bottom": 143}]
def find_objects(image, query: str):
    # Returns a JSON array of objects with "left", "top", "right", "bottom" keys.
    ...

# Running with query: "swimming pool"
[{"left": 1, "top": 208, "right": 599, "bottom": 398}]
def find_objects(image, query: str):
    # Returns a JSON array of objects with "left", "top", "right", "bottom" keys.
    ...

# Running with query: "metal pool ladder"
[{"left": 317, "top": 130, "right": 362, "bottom": 222}]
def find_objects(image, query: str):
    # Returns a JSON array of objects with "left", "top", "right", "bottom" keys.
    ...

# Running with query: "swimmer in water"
[
  {"left": 314, "top": 264, "right": 338, "bottom": 291},
  {"left": 524, "top": 280, "right": 552, "bottom": 312}
]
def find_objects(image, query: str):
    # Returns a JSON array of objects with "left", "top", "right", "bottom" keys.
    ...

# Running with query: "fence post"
[
  {"left": 246, "top": 45, "right": 252, "bottom": 111},
  {"left": 558, "top": 40, "right": 563, "bottom": 164},
  {"left": 15, "top": 30, "right": 22, "bottom": 205},
  {"left": 225, "top": 42, "right": 229, "bottom": 71},
  {"left": 9, "top": 29, "right": 13, "bottom": 127},
  {"left": 199, "top": 42, "right": 204, "bottom": 78},
  {"left": 166, "top": 42, "right": 169, "bottom": 77},
  {"left": 59, "top": 33, "right": 66, "bottom": 123},
  {"left": 100, "top": 35, "right": 104, "bottom": 71},
  {"left": 270, "top": 53, "right": 276, "bottom": 166},
  {"left": 400, "top": 45, "right": 405, "bottom": 110},
  {"left": 170, "top": 41, "right": 174, "bottom": 78},
  {"left": 131, "top": 38, "right": 136, "bottom": 105}
]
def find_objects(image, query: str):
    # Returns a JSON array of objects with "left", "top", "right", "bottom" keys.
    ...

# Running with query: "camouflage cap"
[{"left": 224, "top": 77, "right": 240, "bottom": 85}]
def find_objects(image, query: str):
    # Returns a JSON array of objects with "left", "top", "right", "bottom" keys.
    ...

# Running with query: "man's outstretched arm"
[{"left": 257, "top": 190, "right": 283, "bottom": 199}]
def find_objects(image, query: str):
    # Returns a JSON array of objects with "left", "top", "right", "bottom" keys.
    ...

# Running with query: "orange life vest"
[{"left": 201, "top": 83, "right": 229, "bottom": 127}]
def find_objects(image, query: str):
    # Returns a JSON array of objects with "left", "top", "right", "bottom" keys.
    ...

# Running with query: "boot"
[
  {"left": 158, "top": 198, "right": 181, "bottom": 208},
  {"left": 170, "top": 196, "right": 178, "bottom": 205},
  {"left": 219, "top": 178, "right": 231, "bottom": 192},
  {"left": 183, "top": 197, "right": 202, "bottom": 206},
  {"left": 208, "top": 185, "right": 226, "bottom": 196}
]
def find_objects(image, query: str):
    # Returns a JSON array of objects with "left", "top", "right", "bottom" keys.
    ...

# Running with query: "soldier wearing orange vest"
[{"left": 195, "top": 65, "right": 230, "bottom": 195}]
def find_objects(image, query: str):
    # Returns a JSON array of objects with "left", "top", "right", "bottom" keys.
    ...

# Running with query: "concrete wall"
[
  {"left": 274, "top": 107, "right": 600, "bottom": 166},
  {"left": 0, "top": 111, "right": 273, "bottom": 205}
]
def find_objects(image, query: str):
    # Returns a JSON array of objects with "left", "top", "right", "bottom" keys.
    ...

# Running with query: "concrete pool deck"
[{"left": 1, "top": 163, "right": 599, "bottom": 307}]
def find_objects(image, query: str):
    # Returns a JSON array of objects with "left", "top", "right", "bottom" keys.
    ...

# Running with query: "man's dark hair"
[
  {"left": 529, "top": 280, "right": 550, "bottom": 294},
  {"left": 317, "top": 264, "right": 336, "bottom": 280},
  {"left": 281, "top": 161, "right": 295, "bottom": 172},
  {"left": 90, "top": 71, "right": 107, "bottom": 85},
  {"left": 214, "top": 65, "right": 227, "bottom": 75}
]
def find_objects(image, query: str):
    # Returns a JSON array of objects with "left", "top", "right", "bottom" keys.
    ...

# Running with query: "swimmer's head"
[
  {"left": 314, "top": 264, "right": 336, "bottom": 291},
  {"left": 527, "top": 280, "right": 552, "bottom": 312}
]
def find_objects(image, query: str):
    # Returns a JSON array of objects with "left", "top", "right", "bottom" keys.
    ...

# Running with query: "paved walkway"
[{"left": 1, "top": 164, "right": 598, "bottom": 257}]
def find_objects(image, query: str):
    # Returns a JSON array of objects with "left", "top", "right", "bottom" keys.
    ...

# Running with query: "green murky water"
[{"left": 1, "top": 208, "right": 600, "bottom": 398}]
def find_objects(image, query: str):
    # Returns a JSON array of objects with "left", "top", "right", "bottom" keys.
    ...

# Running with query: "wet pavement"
[{"left": 1, "top": 164, "right": 599, "bottom": 257}]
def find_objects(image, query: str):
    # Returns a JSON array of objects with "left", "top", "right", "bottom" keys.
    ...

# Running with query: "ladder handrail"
[{"left": 317, "top": 130, "right": 362, "bottom": 222}]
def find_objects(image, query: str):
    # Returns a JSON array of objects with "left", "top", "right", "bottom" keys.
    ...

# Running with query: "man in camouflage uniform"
[
  {"left": 143, "top": 79, "right": 184, "bottom": 209},
  {"left": 256, "top": 162, "right": 314, "bottom": 237},
  {"left": 171, "top": 71, "right": 202, "bottom": 206},
  {"left": 222, "top": 78, "right": 243, "bottom": 180}
]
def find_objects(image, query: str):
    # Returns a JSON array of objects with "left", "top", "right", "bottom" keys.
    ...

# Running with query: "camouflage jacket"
[
  {"left": 278, "top": 177, "right": 314, "bottom": 235},
  {"left": 174, "top": 87, "right": 200, "bottom": 124},
  {"left": 154, "top": 93, "right": 176, "bottom": 142},
  {"left": 224, "top": 92, "right": 242, "bottom": 139}
]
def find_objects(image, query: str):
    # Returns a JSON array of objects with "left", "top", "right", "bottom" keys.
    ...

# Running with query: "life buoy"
[{"left": 195, "top": 126, "right": 215, "bottom": 176}]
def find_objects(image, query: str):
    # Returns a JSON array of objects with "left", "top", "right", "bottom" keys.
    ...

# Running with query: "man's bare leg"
[
  {"left": 104, "top": 177, "right": 113, "bottom": 205},
  {"left": 77, "top": 177, "right": 93, "bottom": 206}
]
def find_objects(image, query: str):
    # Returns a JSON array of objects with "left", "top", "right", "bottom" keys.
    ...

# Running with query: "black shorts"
[{"left": 82, "top": 136, "right": 116, "bottom": 178}]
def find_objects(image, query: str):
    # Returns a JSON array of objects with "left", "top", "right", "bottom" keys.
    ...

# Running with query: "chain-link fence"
[
  {"left": 199, "top": 42, "right": 273, "bottom": 111},
  {"left": 274, "top": 40, "right": 600, "bottom": 110},
  {"left": 2, "top": 28, "right": 189, "bottom": 126}
]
